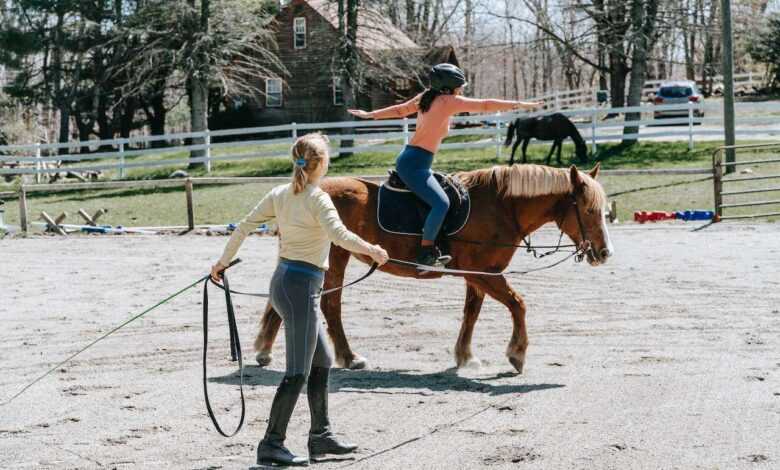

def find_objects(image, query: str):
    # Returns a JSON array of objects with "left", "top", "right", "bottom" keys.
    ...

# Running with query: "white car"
[{"left": 653, "top": 81, "right": 705, "bottom": 118}]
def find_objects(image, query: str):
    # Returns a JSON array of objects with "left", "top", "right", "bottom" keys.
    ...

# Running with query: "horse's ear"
[
  {"left": 589, "top": 162, "right": 601, "bottom": 179},
  {"left": 569, "top": 165, "right": 584, "bottom": 190}
]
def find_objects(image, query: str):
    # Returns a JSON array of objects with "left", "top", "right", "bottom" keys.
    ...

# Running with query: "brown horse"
[{"left": 253, "top": 163, "right": 613, "bottom": 373}]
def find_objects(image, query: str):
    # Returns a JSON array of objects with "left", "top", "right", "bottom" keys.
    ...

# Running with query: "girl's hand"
[
  {"left": 210, "top": 261, "right": 228, "bottom": 283},
  {"left": 369, "top": 245, "right": 389, "bottom": 266},
  {"left": 348, "top": 109, "right": 372, "bottom": 119}
]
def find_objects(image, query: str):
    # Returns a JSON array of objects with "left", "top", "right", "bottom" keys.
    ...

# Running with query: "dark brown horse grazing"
[{"left": 253, "top": 163, "right": 613, "bottom": 373}]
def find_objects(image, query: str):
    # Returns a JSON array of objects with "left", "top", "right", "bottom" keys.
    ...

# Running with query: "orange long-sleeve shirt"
[{"left": 369, "top": 94, "right": 519, "bottom": 153}]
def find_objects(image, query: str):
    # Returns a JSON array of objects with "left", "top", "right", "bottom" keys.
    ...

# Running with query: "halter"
[{"left": 568, "top": 191, "right": 593, "bottom": 263}]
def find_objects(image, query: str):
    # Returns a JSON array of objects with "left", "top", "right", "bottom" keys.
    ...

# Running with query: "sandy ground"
[{"left": 1, "top": 223, "right": 779, "bottom": 470}]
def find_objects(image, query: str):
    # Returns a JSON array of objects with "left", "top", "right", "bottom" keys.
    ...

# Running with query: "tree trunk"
[
  {"left": 97, "top": 89, "right": 113, "bottom": 151},
  {"left": 609, "top": 60, "right": 628, "bottom": 109},
  {"left": 53, "top": 8, "right": 70, "bottom": 155},
  {"left": 406, "top": 0, "right": 415, "bottom": 32},
  {"left": 149, "top": 93, "right": 167, "bottom": 147},
  {"left": 701, "top": 0, "right": 720, "bottom": 95},
  {"left": 189, "top": 77, "right": 208, "bottom": 168},
  {"left": 464, "top": 0, "right": 475, "bottom": 94},
  {"left": 188, "top": 0, "right": 209, "bottom": 169},
  {"left": 120, "top": 98, "right": 135, "bottom": 140},
  {"left": 623, "top": 0, "right": 660, "bottom": 142},
  {"left": 338, "top": 0, "right": 359, "bottom": 157}
]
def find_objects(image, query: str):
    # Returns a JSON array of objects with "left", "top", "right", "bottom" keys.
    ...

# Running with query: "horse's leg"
[
  {"left": 545, "top": 141, "right": 558, "bottom": 166},
  {"left": 320, "top": 246, "right": 368, "bottom": 369},
  {"left": 466, "top": 275, "right": 528, "bottom": 374},
  {"left": 254, "top": 300, "right": 282, "bottom": 367},
  {"left": 556, "top": 139, "right": 563, "bottom": 166},
  {"left": 521, "top": 138, "right": 530, "bottom": 163},
  {"left": 510, "top": 139, "right": 521, "bottom": 165},
  {"left": 455, "top": 282, "right": 485, "bottom": 368}
]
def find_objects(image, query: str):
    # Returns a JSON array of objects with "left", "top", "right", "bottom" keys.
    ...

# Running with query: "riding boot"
[
  {"left": 307, "top": 367, "right": 358, "bottom": 460},
  {"left": 257, "top": 375, "right": 308, "bottom": 467},
  {"left": 416, "top": 245, "right": 452, "bottom": 267}
]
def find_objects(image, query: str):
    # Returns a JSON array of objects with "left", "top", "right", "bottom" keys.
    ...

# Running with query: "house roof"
[
  {"left": 369, "top": 46, "right": 458, "bottom": 67},
  {"left": 304, "top": 0, "right": 419, "bottom": 50}
]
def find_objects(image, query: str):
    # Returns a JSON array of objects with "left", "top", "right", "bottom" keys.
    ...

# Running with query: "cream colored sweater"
[{"left": 218, "top": 183, "right": 366, "bottom": 270}]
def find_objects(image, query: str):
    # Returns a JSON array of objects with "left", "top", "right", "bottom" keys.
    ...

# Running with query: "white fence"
[
  {"left": 1, "top": 99, "right": 779, "bottom": 181},
  {"left": 533, "top": 72, "right": 764, "bottom": 111}
]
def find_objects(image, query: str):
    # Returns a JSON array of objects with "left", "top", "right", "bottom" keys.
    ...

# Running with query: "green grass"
[{"left": 2, "top": 139, "right": 779, "bottom": 230}]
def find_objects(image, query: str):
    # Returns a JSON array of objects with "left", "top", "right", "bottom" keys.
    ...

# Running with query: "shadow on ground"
[{"left": 210, "top": 365, "right": 564, "bottom": 397}]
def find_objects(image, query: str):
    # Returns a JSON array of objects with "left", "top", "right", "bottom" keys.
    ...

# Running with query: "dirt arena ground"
[{"left": 1, "top": 223, "right": 779, "bottom": 469}]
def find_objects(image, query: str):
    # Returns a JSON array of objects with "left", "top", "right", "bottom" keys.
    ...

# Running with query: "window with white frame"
[
  {"left": 333, "top": 76, "right": 344, "bottom": 106},
  {"left": 294, "top": 17, "right": 306, "bottom": 49},
  {"left": 266, "top": 79, "right": 282, "bottom": 107},
  {"left": 394, "top": 78, "right": 412, "bottom": 90}
]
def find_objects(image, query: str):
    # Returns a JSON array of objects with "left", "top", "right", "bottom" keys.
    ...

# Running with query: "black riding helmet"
[{"left": 430, "top": 63, "right": 467, "bottom": 92}]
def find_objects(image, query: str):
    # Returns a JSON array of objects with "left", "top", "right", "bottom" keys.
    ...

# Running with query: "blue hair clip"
[{"left": 295, "top": 158, "right": 306, "bottom": 167}]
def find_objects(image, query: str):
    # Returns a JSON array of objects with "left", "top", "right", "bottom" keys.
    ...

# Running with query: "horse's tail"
[{"left": 504, "top": 120, "right": 517, "bottom": 147}]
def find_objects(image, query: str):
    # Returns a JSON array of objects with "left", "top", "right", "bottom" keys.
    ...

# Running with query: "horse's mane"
[{"left": 457, "top": 164, "right": 606, "bottom": 210}]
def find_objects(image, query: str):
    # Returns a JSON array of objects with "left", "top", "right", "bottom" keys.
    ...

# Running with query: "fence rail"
[
  {"left": 712, "top": 143, "right": 780, "bottom": 220},
  {"left": 7, "top": 169, "right": 715, "bottom": 234},
  {"left": 2, "top": 100, "right": 779, "bottom": 180}
]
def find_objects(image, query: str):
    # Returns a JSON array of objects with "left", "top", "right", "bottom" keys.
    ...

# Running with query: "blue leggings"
[{"left": 396, "top": 145, "right": 449, "bottom": 242}]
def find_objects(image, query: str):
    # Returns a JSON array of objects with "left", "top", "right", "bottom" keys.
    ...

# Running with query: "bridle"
[{"left": 567, "top": 191, "right": 593, "bottom": 263}]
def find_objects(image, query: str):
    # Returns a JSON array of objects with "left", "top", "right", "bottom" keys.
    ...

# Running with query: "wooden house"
[{"left": 246, "top": 0, "right": 459, "bottom": 126}]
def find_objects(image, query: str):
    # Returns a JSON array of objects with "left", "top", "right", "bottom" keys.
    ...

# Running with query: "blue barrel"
[{"left": 690, "top": 210, "right": 714, "bottom": 220}]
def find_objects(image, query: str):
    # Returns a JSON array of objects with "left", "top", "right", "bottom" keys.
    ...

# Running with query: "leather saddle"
[{"left": 377, "top": 169, "right": 471, "bottom": 237}]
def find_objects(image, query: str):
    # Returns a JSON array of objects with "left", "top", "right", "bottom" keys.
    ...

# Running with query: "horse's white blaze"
[{"left": 601, "top": 211, "right": 614, "bottom": 256}]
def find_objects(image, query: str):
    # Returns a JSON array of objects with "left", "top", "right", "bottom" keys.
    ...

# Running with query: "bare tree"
[{"left": 111, "top": 0, "right": 283, "bottom": 167}]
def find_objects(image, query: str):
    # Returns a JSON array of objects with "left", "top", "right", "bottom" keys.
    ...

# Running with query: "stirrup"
[{"left": 416, "top": 246, "right": 452, "bottom": 268}]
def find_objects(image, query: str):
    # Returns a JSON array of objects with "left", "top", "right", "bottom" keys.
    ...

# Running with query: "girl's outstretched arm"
[
  {"left": 348, "top": 94, "right": 421, "bottom": 120},
  {"left": 449, "top": 96, "right": 543, "bottom": 114}
]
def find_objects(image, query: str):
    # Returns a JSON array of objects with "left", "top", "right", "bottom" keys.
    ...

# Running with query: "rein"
[
  {"left": 450, "top": 190, "right": 594, "bottom": 264},
  {"left": 202, "top": 272, "right": 246, "bottom": 437},
  {"left": 451, "top": 231, "right": 575, "bottom": 259}
]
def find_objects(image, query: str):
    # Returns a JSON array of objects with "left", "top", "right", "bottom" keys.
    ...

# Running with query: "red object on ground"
[{"left": 633, "top": 211, "right": 676, "bottom": 223}]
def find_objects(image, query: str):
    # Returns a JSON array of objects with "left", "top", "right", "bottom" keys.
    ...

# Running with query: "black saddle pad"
[{"left": 377, "top": 170, "right": 471, "bottom": 237}]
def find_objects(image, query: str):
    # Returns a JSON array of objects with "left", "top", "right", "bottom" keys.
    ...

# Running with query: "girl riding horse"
[
  {"left": 210, "top": 133, "right": 389, "bottom": 467},
  {"left": 349, "top": 63, "right": 542, "bottom": 267}
]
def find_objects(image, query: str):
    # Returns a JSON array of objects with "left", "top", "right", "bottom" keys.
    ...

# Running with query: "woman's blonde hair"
[{"left": 291, "top": 133, "right": 330, "bottom": 194}]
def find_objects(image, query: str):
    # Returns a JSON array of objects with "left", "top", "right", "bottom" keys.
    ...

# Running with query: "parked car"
[{"left": 652, "top": 81, "right": 705, "bottom": 119}]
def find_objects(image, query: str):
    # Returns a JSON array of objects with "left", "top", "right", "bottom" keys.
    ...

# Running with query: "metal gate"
[{"left": 713, "top": 143, "right": 780, "bottom": 220}]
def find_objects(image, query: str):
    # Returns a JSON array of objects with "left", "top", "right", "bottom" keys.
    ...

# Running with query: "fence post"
[
  {"left": 19, "top": 185, "right": 28, "bottom": 234},
  {"left": 590, "top": 108, "right": 598, "bottom": 154},
  {"left": 495, "top": 113, "right": 502, "bottom": 159},
  {"left": 35, "top": 143, "right": 41, "bottom": 184},
  {"left": 687, "top": 101, "right": 694, "bottom": 151},
  {"left": 403, "top": 118, "right": 409, "bottom": 145},
  {"left": 712, "top": 149, "right": 723, "bottom": 218},
  {"left": 291, "top": 122, "right": 298, "bottom": 140},
  {"left": 118, "top": 140, "right": 126, "bottom": 180},
  {"left": 185, "top": 178, "right": 194, "bottom": 231},
  {"left": 204, "top": 129, "right": 212, "bottom": 173}
]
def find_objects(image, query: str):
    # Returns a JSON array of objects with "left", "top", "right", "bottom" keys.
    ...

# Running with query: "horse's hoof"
[
  {"left": 508, "top": 356, "right": 524, "bottom": 374},
  {"left": 347, "top": 355, "right": 368, "bottom": 370},
  {"left": 461, "top": 357, "right": 482, "bottom": 369},
  {"left": 256, "top": 351, "right": 272, "bottom": 367}
]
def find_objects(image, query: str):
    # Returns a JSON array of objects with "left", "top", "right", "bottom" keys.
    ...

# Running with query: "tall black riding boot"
[
  {"left": 307, "top": 367, "right": 358, "bottom": 460},
  {"left": 257, "top": 374, "right": 308, "bottom": 467}
]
